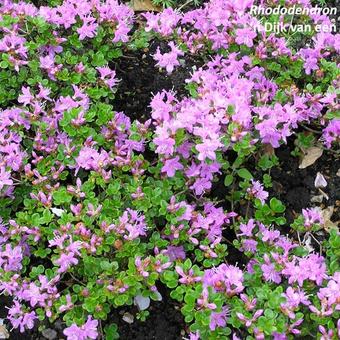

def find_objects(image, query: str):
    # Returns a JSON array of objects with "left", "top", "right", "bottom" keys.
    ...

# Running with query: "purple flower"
[
  {"left": 197, "top": 287, "right": 217, "bottom": 310},
  {"left": 236, "top": 309, "right": 263, "bottom": 327},
  {"left": 261, "top": 254, "right": 281, "bottom": 284},
  {"left": 0, "top": 167, "right": 13, "bottom": 191},
  {"left": 247, "top": 180, "right": 268, "bottom": 205},
  {"left": 144, "top": 9, "right": 180, "bottom": 36},
  {"left": 282, "top": 254, "right": 327, "bottom": 286},
  {"left": 203, "top": 263, "right": 244, "bottom": 296},
  {"left": 153, "top": 42, "right": 184, "bottom": 74},
  {"left": 63, "top": 315, "right": 98, "bottom": 340},
  {"left": 318, "top": 325, "right": 334, "bottom": 340},
  {"left": 163, "top": 245, "right": 186, "bottom": 261},
  {"left": 55, "top": 252, "right": 79, "bottom": 273},
  {"left": 281, "top": 287, "right": 310, "bottom": 318},
  {"left": 161, "top": 156, "right": 183, "bottom": 177},
  {"left": 322, "top": 119, "right": 340, "bottom": 148},
  {"left": 175, "top": 266, "right": 201, "bottom": 285},
  {"left": 77, "top": 16, "right": 98, "bottom": 40},
  {"left": 18, "top": 86, "right": 34, "bottom": 106},
  {"left": 238, "top": 219, "right": 256, "bottom": 237},
  {"left": 190, "top": 177, "right": 211, "bottom": 196},
  {"left": 0, "top": 244, "right": 23, "bottom": 272},
  {"left": 317, "top": 272, "right": 340, "bottom": 308},
  {"left": 260, "top": 226, "right": 280, "bottom": 244},
  {"left": 189, "top": 331, "right": 200, "bottom": 340},
  {"left": 302, "top": 208, "right": 323, "bottom": 228},
  {"left": 75, "top": 147, "right": 110, "bottom": 173},
  {"left": 196, "top": 138, "right": 222, "bottom": 161},
  {"left": 209, "top": 306, "right": 229, "bottom": 330},
  {"left": 235, "top": 28, "right": 257, "bottom": 48},
  {"left": 97, "top": 66, "right": 119, "bottom": 90},
  {"left": 112, "top": 209, "right": 147, "bottom": 241},
  {"left": 7, "top": 301, "right": 37, "bottom": 333},
  {"left": 242, "top": 239, "right": 257, "bottom": 253},
  {"left": 304, "top": 57, "right": 318, "bottom": 75}
]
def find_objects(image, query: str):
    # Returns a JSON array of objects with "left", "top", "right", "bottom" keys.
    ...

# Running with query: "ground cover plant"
[{"left": 0, "top": 0, "right": 339, "bottom": 339}]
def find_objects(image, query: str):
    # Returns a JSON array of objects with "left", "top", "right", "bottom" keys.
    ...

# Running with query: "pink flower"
[
  {"left": 7, "top": 301, "right": 37, "bottom": 333},
  {"left": 238, "top": 219, "right": 256, "bottom": 237},
  {"left": 242, "top": 239, "right": 257, "bottom": 253},
  {"left": 55, "top": 252, "right": 79, "bottom": 273},
  {"left": 144, "top": 9, "right": 180, "bottom": 36},
  {"left": 189, "top": 331, "right": 200, "bottom": 340},
  {"left": 112, "top": 209, "right": 147, "bottom": 241},
  {"left": 196, "top": 138, "right": 222, "bottom": 161},
  {"left": 236, "top": 309, "right": 263, "bottom": 327},
  {"left": 97, "top": 66, "right": 119, "bottom": 89},
  {"left": 37, "top": 84, "right": 51, "bottom": 100},
  {"left": 161, "top": 156, "right": 183, "bottom": 177},
  {"left": 322, "top": 119, "right": 340, "bottom": 148},
  {"left": 77, "top": 16, "right": 98, "bottom": 40},
  {"left": 281, "top": 287, "right": 310, "bottom": 319},
  {"left": 302, "top": 208, "right": 323, "bottom": 228},
  {"left": 153, "top": 42, "right": 184, "bottom": 74},
  {"left": 261, "top": 254, "right": 281, "bottom": 284},
  {"left": 247, "top": 180, "right": 268, "bottom": 205},
  {"left": 317, "top": 272, "right": 340, "bottom": 308},
  {"left": 203, "top": 263, "right": 244, "bottom": 296},
  {"left": 209, "top": 306, "right": 229, "bottom": 330},
  {"left": 175, "top": 266, "right": 201, "bottom": 285},
  {"left": 304, "top": 57, "right": 318, "bottom": 75},
  {"left": 63, "top": 316, "right": 98, "bottom": 340},
  {"left": 235, "top": 28, "right": 257, "bottom": 48},
  {"left": 0, "top": 167, "right": 13, "bottom": 191},
  {"left": 197, "top": 287, "right": 217, "bottom": 310},
  {"left": 75, "top": 147, "right": 110, "bottom": 173},
  {"left": 18, "top": 86, "right": 34, "bottom": 106},
  {"left": 163, "top": 245, "right": 186, "bottom": 261},
  {"left": 75, "top": 62, "right": 85, "bottom": 73},
  {"left": 318, "top": 325, "right": 334, "bottom": 340},
  {"left": 0, "top": 244, "right": 23, "bottom": 272}
]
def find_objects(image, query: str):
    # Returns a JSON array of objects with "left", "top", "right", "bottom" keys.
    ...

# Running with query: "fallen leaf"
[
  {"left": 299, "top": 146, "right": 323, "bottom": 169},
  {"left": 310, "top": 194, "right": 324, "bottom": 203},
  {"left": 134, "top": 295, "right": 150, "bottom": 311},
  {"left": 320, "top": 206, "right": 338, "bottom": 232},
  {"left": 315, "top": 172, "right": 327, "bottom": 188},
  {"left": 303, "top": 234, "right": 314, "bottom": 253},
  {"left": 262, "top": 144, "right": 275, "bottom": 156},
  {"left": 131, "top": 0, "right": 161, "bottom": 12},
  {"left": 0, "top": 322, "right": 9, "bottom": 339},
  {"left": 122, "top": 312, "right": 134, "bottom": 324},
  {"left": 51, "top": 207, "right": 65, "bottom": 217}
]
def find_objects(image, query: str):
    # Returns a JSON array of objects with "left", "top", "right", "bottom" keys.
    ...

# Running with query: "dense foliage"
[{"left": 0, "top": 0, "right": 339, "bottom": 339}]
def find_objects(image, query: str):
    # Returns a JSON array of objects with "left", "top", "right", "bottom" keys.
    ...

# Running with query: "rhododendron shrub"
[{"left": 0, "top": 0, "right": 339, "bottom": 339}]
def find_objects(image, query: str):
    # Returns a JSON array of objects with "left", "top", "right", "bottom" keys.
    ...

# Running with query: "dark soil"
[
  {"left": 111, "top": 284, "right": 184, "bottom": 340},
  {"left": 271, "top": 142, "right": 340, "bottom": 225},
  {"left": 113, "top": 39, "right": 204, "bottom": 122}
]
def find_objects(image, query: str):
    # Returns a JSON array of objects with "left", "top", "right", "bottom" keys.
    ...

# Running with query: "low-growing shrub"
[{"left": 0, "top": 0, "right": 339, "bottom": 339}]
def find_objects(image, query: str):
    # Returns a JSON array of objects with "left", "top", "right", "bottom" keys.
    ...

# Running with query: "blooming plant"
[{"left": 0, "top": 0, "right": 339, "bottom": 339}]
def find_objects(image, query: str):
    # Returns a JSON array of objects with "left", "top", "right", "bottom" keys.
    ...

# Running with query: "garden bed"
[{"left": 0, "top": 0, "right": 339, "bottom": 340}]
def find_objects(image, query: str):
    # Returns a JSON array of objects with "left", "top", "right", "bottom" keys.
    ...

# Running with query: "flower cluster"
[{"left": 0, "top": 0, "right": 339, "bottom": 339}]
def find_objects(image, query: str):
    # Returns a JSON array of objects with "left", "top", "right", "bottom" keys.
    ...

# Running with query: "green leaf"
[
  {"left": 269, "top": 198, "right": 285, "bottom": 213},
  {"left": 105, "top": 323, "right": 119, "bottom": 340},
  {"left": 52, "top": 187, "right": 72, "bottom": 205},
  {"left": 224, "top": 174, "right": 233, "bottom": 187},
  {"left": 237, "top": 168, "right": 253, "bottom": 180}
]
